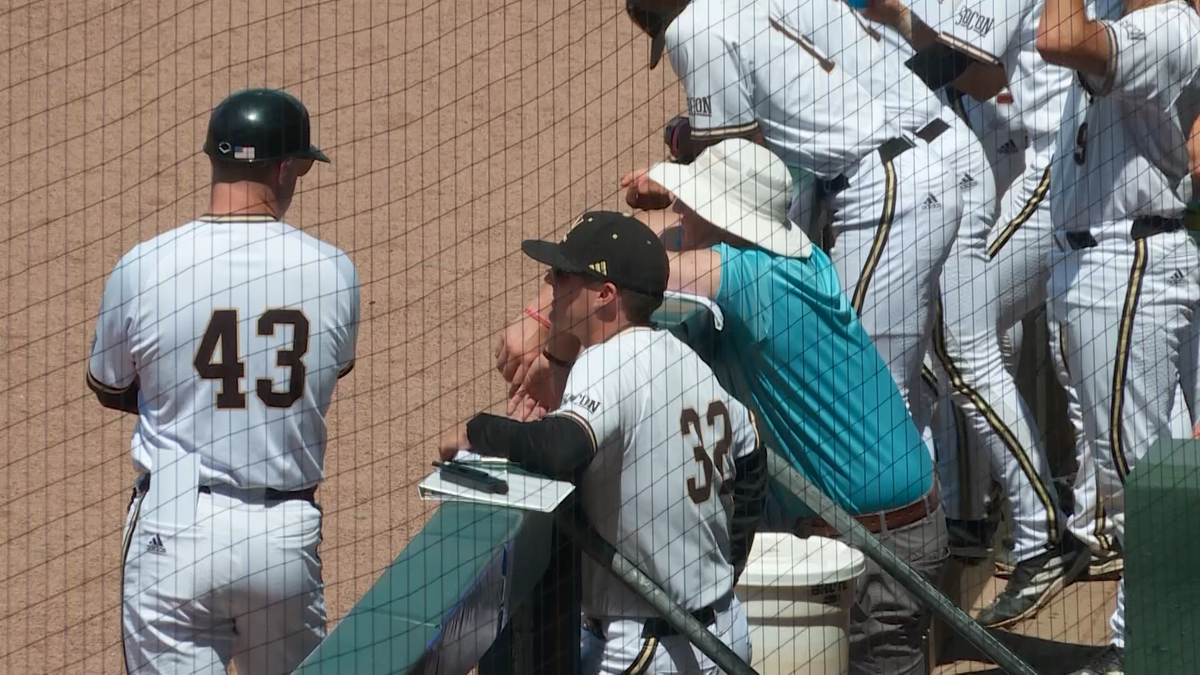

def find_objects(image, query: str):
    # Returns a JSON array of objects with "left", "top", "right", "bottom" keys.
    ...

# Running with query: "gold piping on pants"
[
  {"left": 851, "top": 158, "right": 897, "bottom": 314},
  {"left": 1110, "top": 238, "right": 1148, "bottom": 482},
  {"left": 622, "top": 637, "right": 660, "bottom": 675},
  {"left": 121, "top": 486, "right": 148, "bottom": 675},
  {"left": 987, "top": 166, "right": 1051, "bottom": 260},
  {"left": 932, "top": 297, "right": 1060, "bottom": 543}
]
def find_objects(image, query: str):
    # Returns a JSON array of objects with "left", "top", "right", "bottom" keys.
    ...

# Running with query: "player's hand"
[
  {"left": 494, "top": 313, "right": 547, "bottom": 385},
  {"left": 437, "top": 424, "right": 471, "bottom": 462},
  {"left": 862, "top": 0, "right": 905, "bottom": 26},
  {"left": 508, "top": 352, "right": 560, "bottom": 421},
  {"left": 620, "top": 168, "right": 674, "bottom": 211}
]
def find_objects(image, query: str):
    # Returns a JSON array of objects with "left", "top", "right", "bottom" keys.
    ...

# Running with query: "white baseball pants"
[
  {"left": 820, "top": 139, "right": 962, "bottom": 446},
  {"left": 583, "top": 595, "right": 750, "bottom": 675},
  {"left": 1048, "top": 222, "right": 1200, "bottom": 648},
  {"left": 922, "top": 114, "right": 1001, "bottom": 523},
  {"left": 122, "top": 480, "right": 326, "bottom": 674},
  {"left": 934, "top": 143, "right": 1067, "bottom": 562}
]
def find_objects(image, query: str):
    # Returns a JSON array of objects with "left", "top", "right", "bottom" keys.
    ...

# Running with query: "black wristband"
[
  {"left": 663, "top": 114, "right": 694, "bottom": 161},
  {"left": 543, "top": 349, "right": 574, "bottom": 369}
]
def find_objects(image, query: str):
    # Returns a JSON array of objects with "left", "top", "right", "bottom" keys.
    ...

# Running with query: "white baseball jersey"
[
  {"left": 1050, "top": 3, "right": 1200, "bottom": 230},
  {"left": 551, "top": 327, "right": 759, "bottom": 618},
  {"left": 911, "top": 0, "right": 1074, "bottom": 145},
  {"left": 666, "top": 0, "right": 901, "bottom": 179},
  {"left": 765, "top": 0, "right": 945, "bottom": 136},
  {"left": 88, "top": 214, "right": 360, "bottom": 491}
]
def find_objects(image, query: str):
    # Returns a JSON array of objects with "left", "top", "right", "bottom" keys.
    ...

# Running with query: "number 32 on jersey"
[
  {"left": 194, "top": 308, "right": 310, "bottom": 410},
  {"left": 682, "top": 401, "right": 734, "bottom": 505}
]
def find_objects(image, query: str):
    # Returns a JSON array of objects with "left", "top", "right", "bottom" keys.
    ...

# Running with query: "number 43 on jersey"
[{"left": 194, "top": 309, "right": 310, "bottom": 410}]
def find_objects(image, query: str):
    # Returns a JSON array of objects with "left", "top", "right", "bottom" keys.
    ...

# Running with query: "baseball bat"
[
  {"left": 765, "top": 452, "right": 1038, "bottom": 675},
  {"left": 555, "top": 507, "right": 759, "bottom": 675}
]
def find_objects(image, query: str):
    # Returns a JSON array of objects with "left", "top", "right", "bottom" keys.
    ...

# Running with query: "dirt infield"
[{"left": 0, "top": 0, "right": 1109, "bottom": 672}]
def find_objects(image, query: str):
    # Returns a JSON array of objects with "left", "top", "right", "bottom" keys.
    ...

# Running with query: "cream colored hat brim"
[{"left": 649, "top": 159, "right": 812, "bottom": 260}]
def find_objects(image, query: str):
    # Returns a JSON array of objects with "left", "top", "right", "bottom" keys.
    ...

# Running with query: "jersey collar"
[{"left": 197, "top": 213, "right": 279, "bottom": 223}]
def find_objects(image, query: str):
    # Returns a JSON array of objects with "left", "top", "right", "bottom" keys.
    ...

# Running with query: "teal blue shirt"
[{"left": 709, "top": 243, "right": 933, "bottom": 517}]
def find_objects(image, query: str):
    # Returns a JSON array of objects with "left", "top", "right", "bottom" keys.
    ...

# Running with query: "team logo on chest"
[
  {"left": 687, "top": 97, "right": 712, "bottom": 117},
  {"left": 955, "top": 7, "right": 994, "bottom": 37}
]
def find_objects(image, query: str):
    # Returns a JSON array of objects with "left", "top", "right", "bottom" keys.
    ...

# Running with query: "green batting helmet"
[{"left": 203, "top": 88, "right": 330, "bottom": 164}]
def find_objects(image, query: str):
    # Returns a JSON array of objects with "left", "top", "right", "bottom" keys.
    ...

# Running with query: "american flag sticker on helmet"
[{"left": 233, "top": 145, "right": 255, "bottom": 160}]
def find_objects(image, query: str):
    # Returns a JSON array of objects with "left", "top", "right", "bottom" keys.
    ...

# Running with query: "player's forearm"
[
  {"left": 1036, "top": 0, "right": 1110, "bottom": 76},
  {"left": 523, "top": 281, "right": 582, "bottom": 360},
  {"left": 953, "top": 63, "right": 1008, "bottom": 102},
  {"left": 465, "top": 412, "right": 594, "bottom": 481},
  {"left": 867, "top": 2, "right": 937, "bottom": 51}
]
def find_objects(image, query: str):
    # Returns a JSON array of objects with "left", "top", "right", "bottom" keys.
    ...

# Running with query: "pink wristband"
[{"left": 524, "top": 307, "right": 551, "bottom": 328}]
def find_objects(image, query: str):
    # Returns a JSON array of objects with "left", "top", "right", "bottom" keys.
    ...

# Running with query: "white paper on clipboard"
[{"left": 417, "top": 457, "right": 575, "bottom": 513}]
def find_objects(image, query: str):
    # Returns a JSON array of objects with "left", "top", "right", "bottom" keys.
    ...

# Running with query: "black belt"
[
  {"left": 915, "top": 117, "right": 951, "bottom": 144},
  {"left": 199, "top": 484, "right": 317, "bottom": 503},
  {"left": 1063, "top": 216, "right": 1185, "bottom": 250},
  {"left": 585, "top": 605, "right": 718, "bottom": 641},
  {"left": 135, "top": 474, "right": 317, "bottom": 504},
  {"left": 818, "top": 136, "right": 916, "bottom": 198}
]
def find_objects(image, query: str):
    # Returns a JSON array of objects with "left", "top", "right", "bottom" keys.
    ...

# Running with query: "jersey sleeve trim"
[
  {"left": 548, "top": 409, "right": 598, "bottom": 455},
  {"left": 87, "top": 369, "right": 139, "bottom": 414},
  {"left": 1082, "top": 21, "right": 1119, "bottom": 97},
  {"left": 338, "top": 360, "right": 355, "bottom": 379},
  {"left": 935, "top": 32, "right": 1003, "bottom": 67},
  {"left": 86, "top": 367, "right": 134, "bottom": 395},
  {"left": 690, "top": 121, "right": 761, "bottom": 140}
]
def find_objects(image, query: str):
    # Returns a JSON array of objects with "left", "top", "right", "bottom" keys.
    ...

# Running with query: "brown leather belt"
[{"left": 795, "top": 482, "right": 941, "bottom": 538}]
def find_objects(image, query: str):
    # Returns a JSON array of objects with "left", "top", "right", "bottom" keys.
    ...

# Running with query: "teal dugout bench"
[{"left": 295, "top": 293, "right": 723, "bottom": 675}]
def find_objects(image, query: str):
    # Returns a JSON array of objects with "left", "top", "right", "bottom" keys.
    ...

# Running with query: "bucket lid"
[{"left": 738, "top": 533, "right": 866, "bottom": 588}]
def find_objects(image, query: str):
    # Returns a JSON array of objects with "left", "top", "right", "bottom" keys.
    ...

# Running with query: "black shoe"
[
  {"left": 1069, "top": 644, "right": 1124, "bottom": 674},
  {"left": 947, "top": 518, "right": 998, "bottom": 562},
  {"left": 976, "top": 535, "right": 1090, "bottom": 628},
  {"left": 1084, "top": 547, "right": 1124, "bottom": 581}
]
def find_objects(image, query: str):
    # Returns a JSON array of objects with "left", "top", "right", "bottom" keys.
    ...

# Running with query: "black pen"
[{"left": 433, "top": 460, "right": 510, "bottom": 495}]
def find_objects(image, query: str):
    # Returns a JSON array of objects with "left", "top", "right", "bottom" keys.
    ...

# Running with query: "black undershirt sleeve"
[
  {"left": 465, "top": 412, "right": 596, "bottom": 482},
  {"left": 729, "top": 440, "right": 769, "bottom": 585},
  {"left": 86, "top": 370, "right": 140, "bottom": 415}
]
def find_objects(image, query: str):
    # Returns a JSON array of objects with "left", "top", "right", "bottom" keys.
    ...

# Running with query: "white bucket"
[{"left": 735, "top": 533, "right": 867, "bottom": 675}]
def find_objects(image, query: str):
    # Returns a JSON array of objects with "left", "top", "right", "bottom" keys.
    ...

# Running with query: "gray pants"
[{"left": 770, "top": 498, "right": 950, "bottom": 675}]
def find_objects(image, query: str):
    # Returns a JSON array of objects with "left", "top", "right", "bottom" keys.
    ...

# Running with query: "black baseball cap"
[{"left": 522, "top": 211, "right": 670, "bottom": 297}]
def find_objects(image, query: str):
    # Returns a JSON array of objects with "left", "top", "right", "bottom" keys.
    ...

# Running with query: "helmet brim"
[{"left": 307, "top": 145, "right": 331, "bottom": 163}]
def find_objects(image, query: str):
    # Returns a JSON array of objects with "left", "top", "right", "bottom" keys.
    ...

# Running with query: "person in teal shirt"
[{"left": 639, "top": 139, "right": 948, "bottom": 675}]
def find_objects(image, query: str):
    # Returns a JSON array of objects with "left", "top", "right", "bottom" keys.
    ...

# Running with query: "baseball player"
[
  {"left": 869, "top": 0, "right": 1096, "bottom": 627},
  {"left": 625, "top": 0, "right": 962, "bottom": 445},
  {"left": 1038, "top": 0, "right": 1200, "bottom": 669},
  {"left": 87, "top": 88, "right": 360, "bottom": 674},
  {"left": 440, "top": 211, "right": 768, "bottom": 675}
]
